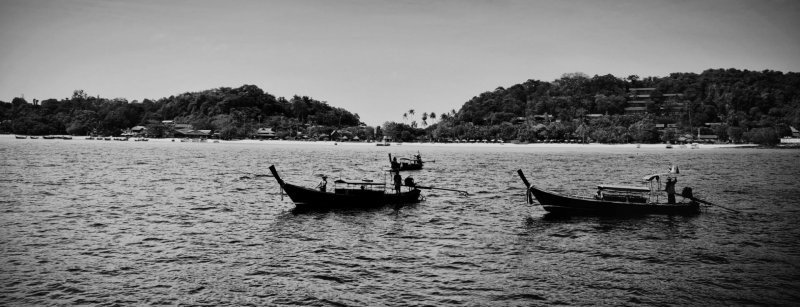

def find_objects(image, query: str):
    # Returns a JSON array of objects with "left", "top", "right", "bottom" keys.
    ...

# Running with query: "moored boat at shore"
[
  {"left": 517, "top": 169, "right": 701, "bottom": 215},
  {"left": 269, "top": 165, "right": 421, "bottom": 211}
]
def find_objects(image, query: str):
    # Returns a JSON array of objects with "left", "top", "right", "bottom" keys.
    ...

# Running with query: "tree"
[
  {"left": 145, "top": 120, "right": 168, "bottom": 138},
  {"left": 575, "top": 123, "right": 589, "bottom": 143},
  {"left": 743, "top": 127, "right": 779, "bottom": 145},
  {"left": 66, "top": 110, "right": 98, "bottom": 135}
]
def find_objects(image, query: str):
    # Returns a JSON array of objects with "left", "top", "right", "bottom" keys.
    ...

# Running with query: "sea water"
[{"left": 1, "top": 136, "right": 799, "bottom": 306}]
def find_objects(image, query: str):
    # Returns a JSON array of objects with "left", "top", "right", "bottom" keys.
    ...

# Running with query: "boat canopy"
[
  {"left": 643, "top": 171, "right": 680, "bottom": 182},
  {"left": 333, "top": 179, "right": 385, "bottom": 186},
  {"left": 597, "top": 185, "right": 650, "bottom": 193},
  {"left": 642, "top": 174, "right": 660, "bottom": 182}
]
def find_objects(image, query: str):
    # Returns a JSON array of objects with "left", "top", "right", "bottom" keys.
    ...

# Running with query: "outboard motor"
[{"left": 681, "top": 187, "right": 693, "bottom": 199}]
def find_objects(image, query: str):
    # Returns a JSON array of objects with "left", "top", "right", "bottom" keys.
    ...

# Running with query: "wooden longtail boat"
[
  {"left": 269, "top": 165, "right": 421, "bottom": 210},
  {"left": 517, "top": 169, "right": 700, "bottom": 216},
  {"left": 389, "top": 153, "right": 424, "bottom": 171}
]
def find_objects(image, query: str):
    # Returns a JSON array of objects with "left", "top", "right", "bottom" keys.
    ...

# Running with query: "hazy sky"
[{"left": 1, "top": 0, "right": 799, "bottom": 125}]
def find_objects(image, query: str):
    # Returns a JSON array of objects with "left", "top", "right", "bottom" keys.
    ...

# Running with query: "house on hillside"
[
  {"left": 625, "top": 88, "right": 653, "bottom": 114},
  {"left": 697, "top": 134, "right": 719, "bottom": 143},
  {"left": 174, "top": 129, "right": 210, "bottom": 139},
  {"left": 626, "top": 88, "right": 684, "bottom": 115},
  {"left": 255, "top": 127, "right": 276, "bottom": 139},
  {"left": 131, "top": 126, "right": 146, "bottom": 135},
  {"left": 174, "top": 123, "right": 193, "bottom": 130}
]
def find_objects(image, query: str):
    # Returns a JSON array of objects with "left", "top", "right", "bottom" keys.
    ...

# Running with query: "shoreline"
[{"left": 2, "top": 134, "right": 757, "bottom": 149}]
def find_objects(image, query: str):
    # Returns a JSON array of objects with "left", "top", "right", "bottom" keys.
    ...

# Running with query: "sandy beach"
[{"left": 4, "top": 134, "right": 757, "bottom": 149}]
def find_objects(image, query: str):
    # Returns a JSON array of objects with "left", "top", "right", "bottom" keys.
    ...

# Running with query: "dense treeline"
[
  {"left": 0, "top": 85, "right": 361, "bottom": 139},
  {"left": 3, "top": 69, "right": 799, "bottom": 145},
  {"left": 381, "top": 69, "right": 800, "bottom": 145}
]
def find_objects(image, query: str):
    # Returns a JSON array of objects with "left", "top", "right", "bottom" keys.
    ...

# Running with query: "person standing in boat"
[
  {"left": 391, "top": 157, "right": 400, "bottom": 171},
  {"left": 317, "top": 176, "right": 328, "bottom": 192},
  {"left": 393, "top": 171, "right": 402, "bottom": 194},
  {"left": 665, "top": 177, "right": 677, "bottom": 204}
]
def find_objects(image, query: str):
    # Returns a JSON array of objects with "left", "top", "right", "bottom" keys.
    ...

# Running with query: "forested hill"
[
  {"left": 454, "top": 69, "right": 800, "bottom": 128},
  {"left": 0, "top": 85, "right": 361, "bottom": 138},
  {"left": 407, "top": 68, "right": 799, "bottom": 144}
]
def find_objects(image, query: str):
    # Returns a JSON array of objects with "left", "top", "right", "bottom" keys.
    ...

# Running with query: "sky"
[{"left": 1, "top": 0, "right": 799, "bottom": 126}]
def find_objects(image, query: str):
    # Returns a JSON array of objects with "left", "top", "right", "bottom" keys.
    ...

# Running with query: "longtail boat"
[
  {"left": 517, "top": 169, "right": 701, "bottom": 215},
  {"left": 269, "top": 165, "right": 421, "bottom": 210},
  {"left": 389, "top": 153, "right": 425, "bottom": 171}
]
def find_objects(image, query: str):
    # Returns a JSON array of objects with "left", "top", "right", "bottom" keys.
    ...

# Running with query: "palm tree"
[
  {"left": 429, "top": 112, "right": 437, "bottom": 124},
  {"left": 402, "top": 112, "right": 408, "bottom": 123},
  {"left": 408, "top": 109, "right": 415, "bottom": 121},
  {"left": 421, "top": 112, "right": 428, "bottom": 127}
]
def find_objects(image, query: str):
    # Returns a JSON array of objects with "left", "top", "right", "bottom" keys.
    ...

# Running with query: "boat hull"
[
  {"left": 528, "top": 185, "right": 700, "bottom": 215},
  {"left": 282, "top": 183, "right": 421, "bottom": 211},
  {"left": 398, "top": 162, "right": 423, "bottom": 171}
]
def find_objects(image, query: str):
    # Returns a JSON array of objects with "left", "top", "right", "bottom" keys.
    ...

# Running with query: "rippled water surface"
[{"left": 2, "top": 136, "right": 800, "bottom": 306}]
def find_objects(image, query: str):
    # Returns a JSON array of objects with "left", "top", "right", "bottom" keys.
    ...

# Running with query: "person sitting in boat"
[
  {"left": 665, "top": 177, "right": 677, "bottom": 204},
  {"left": 393, "top": 171, "right": 402, "bottom": 194},
  {"left": 414, "top": 154, "right": 422, "bottom": 164},
  {"left": 404, "top": 176, "right": 416, "bottom": 188},
  {"left": 317, "top": 176, "right": 328, "bottom": 192}
]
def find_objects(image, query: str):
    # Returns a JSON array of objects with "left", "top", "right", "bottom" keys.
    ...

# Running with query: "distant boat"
[
  {"left": 666, "top": 144, "right": 673, "bottom": 149},
  {"left": 61, "top": 136, "right": 72, "bottom": 140},
  {"left": 43, "top": 135, "right": 56, "bottom": 139},
  {"left": 517, "top": 169, "right": 701, "bottom": 216},
  {"left": 691, "top": 143, "right": 699, "bottom": 149},
  {"left": 29, "top": 136, "right": 39, "bottom": 139},
  {"left": 15, "top": 135, "right": 27, "bottom": 139},
  {"left": 389, "top": 153, "right": 425, "bottom": 171},
  {"left": 269, "top": 165, "right": 421, "bottom": 211},
  {"left": 376, "top": 137, "right": 391, "bottom": 146}
]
